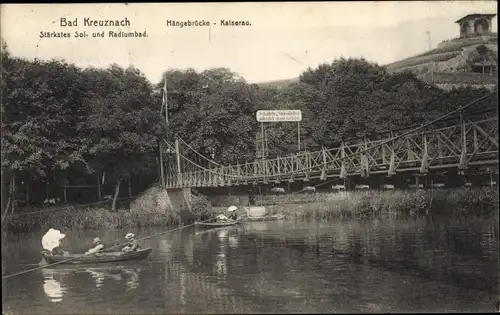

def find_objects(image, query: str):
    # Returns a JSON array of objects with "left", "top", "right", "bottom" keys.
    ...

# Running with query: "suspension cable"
[
  {"left": 176, "top": 137, "right": 221, "bottom": 167},
  {"left": 163, "top": 90, "right": 497, "bottom": 180},
  {"left": 1, "top": 217, "right": 215, "bottom": 280}
]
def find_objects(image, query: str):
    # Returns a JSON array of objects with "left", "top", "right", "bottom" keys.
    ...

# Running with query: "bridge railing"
[
  {"left": 167, "top": 115, "right": 497, "bottom": 188},
  {"left": 164, "top": 90, "right": 498, "bottom": 189}
]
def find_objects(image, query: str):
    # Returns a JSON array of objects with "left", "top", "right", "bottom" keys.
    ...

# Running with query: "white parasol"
[
  {"left": 227, "top": 205, "right": 237, "bottom": 212},
  {"left": 41, "top": 228, "right": 66, "bottom": 251}
]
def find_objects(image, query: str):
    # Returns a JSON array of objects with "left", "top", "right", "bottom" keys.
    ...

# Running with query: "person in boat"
[
  {"left": 228, "top": 211, "right": 238, "bottom": 221},
  {"left": 122, "top": 233, "right": 140, "bottom": 252},
  {"left": 52, "top": 245, "right": 69, "bottom": 256},
  {"left": 86, "top": 237, "right": 105, "bottom": 255},
  {"left": 41, "top": 228, "right": 69, "bottom": 256},
  {"left": 216, "top": 213, "right": 229, "bottom": 222},
  {"left": 248, "top": 189, "right": 255, "bottom": 206},
  {"left": 227, "top": 205, "right": 238, "bottom": 221}
]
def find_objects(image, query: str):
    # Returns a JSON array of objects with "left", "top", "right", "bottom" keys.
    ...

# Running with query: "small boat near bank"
[
  {"left": 194, "top": 220, "right": 242, "bottom": 228},
  {"left": 41, "top": 247, "right": 153, "bottom": 265},
  {"left": 240, "top": 214, "right": 285, "bottom": 222}
]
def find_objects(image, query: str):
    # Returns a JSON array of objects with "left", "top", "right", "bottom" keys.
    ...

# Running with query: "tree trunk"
[
  {"left": 1, "top": 180, "right": 12, "bottom": 225},
  {"left": 1, "top": 173, "right": 14, "bottom": 225},
  {"left": 11, "top": 172, "right": 16, "bottom": 215},
  {"left": 63, "top": 178, "right": 67, "bottom": 204},
  {"left": 128, "top": 177, "right": 132, "bottom": 197},
  {"left": 26, "top": 181, "right": 30, "bottom": 206},
  {"left": 111, "top": 179, "right": 121, "bottom": 212},
  {"left": 97, "top": 174, "right": 102, "bottom": 201},
  {"left": 2, "top": 196, "right": 10, "bottom": 219}
]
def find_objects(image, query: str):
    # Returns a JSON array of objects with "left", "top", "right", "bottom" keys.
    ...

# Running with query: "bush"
[
  {"left": 256, "top": 192, "right": 333, "bottom": 205},
  {"left": 3, "top": 206, "right": 183, "bottom": 233},
  {"left": 265, "top": 188, "right": 498, "bottom": 220},
  {"left": 3, "top": 190, "right": 214, "bottom": 234},
  {"left": 4, "top": 188, "right": 497, "bottom": 233}
]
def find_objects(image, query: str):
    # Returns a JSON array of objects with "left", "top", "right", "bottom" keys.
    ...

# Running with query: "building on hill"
[
  {"left": 385, "top": 13, "right": 497, "bottom": 91},
  {"left": 256, "top": 14, "right": 498, "bottom": 92},
  {"left": 456, "top": 13, "right": 496, "bottom": 38}
]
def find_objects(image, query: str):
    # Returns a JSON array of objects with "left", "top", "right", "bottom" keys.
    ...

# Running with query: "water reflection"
[
  {"left": 228, "top": 235, "right": 238, "bottom": 248},
  {"left": 216, "top": 230, "right": 228, "bottom": 276},
  {"left": 184, "top": 234, "right": 195, "bottom": 265},
  {"left": 41, "top": 265, "right": 141, "bottom": 298},
  {"left": 85, "top": 267, "right": 125, "bottom": 288},
  {"left": 121, "top": 267, "right": 141, "bottom": 290},
  {"left": 4, "top": 216, "right": 499, "bottom": 314},
  {"left": 159, "top": 239, "right": 174, "bottom": 261},
  {"left": 215, "top": 252, "right": 227, "bottom": 275},
  {"left": 216, "top": 229, "right": 228, "bottom": 239},
  {"left": 41, "top": 268, "right": 65, "bottom": 303},
  {"left": 159, "top": 239, "right": 173, "bottom": 253},
  {"left": 251, "top": 222, "right": 269, "bottom": 231},
  {"left": 179, "top": 272, "right": 186, "bottom": 306},
  {"left": 86, "top": 269, "right": 105, "bottom": 288}
]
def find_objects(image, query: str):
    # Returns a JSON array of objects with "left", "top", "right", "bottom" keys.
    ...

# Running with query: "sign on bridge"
[{"left": 256, "top": 110, "right": 302, "bottom": 122}]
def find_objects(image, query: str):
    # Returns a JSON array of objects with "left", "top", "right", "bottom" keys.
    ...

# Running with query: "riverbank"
[
  {"left": 3, "top": 191, "right": 213, "bottom": 235},
  {"left": 212, "top": 187, "right": 499, "bottom": 220},
  {"left": 3, "top": 208, "right": 182, "bottom": 235},
  {"left": 3, "top": 187, "right": 498, "bottom": 235},
  {"left": 261, "top": 187, "right": 499, "bottom": 220}
]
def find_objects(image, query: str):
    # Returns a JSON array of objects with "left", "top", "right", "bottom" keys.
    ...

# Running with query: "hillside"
[
  {"left": 386, "top": 33, "right": 498, "bottom": 90},
  {"left": 256, "top": 77, "right": 299, "bottom": 89},
  {"left": 255, "top": 33, "right": 498, "bottom": 91}
]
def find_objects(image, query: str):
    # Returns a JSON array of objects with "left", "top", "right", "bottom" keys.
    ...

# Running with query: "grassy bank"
[
  {"left": 3, "top": 207, "right": 182, "bottom": 235},
  {"left": 3, "top": 187, "right": 498, "bottom": 234},
  {"left": 3, "top": 190, "right": 213, "bottom": 235},
  {"left": 262, "top": 187, "right": 499, "bottom": 220}
]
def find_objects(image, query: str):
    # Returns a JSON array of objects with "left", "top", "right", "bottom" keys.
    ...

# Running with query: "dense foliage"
[
  {"left": 1, "top": 41, "right": 164, "bottom": 211},
  {"left": 262, "top": 58, "right": 496, "bottom": 154},
  {"left": 158, "top": 68, "right": 258, "bottom": 164},
  {"left": 1, "top": 42, "right": 496, "bottom": 212}
]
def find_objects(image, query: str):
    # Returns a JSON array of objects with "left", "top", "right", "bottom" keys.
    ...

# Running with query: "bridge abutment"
[
  {"left": 166, "top": 188, "right": 193, "bottom": 210},
  {"left": 130, "top": 186, "right": 193, "bottom": 214}
]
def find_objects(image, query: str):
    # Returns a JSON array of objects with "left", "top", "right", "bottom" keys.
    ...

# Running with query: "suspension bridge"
[{"left": 159, "top": 92, "right": 498, "bottom": 189}]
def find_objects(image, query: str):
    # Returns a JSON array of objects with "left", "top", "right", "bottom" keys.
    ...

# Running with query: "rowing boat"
[
  {"left": 41, "top": 247, "right": 152, "bottom": 264},
  {"left": 195, "top": 220, "right": 241, "bottom": 228},
  {"left": 241, "top": 214, "right": 285, "bottom": 222}
]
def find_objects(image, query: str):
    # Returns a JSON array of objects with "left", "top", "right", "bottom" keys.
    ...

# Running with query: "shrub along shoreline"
[
  {"left": 263, "top": 187, "right": 498, "bottom": 220},
  {"left": 3, "top": 187, "right": 498, "bottom": 235}
]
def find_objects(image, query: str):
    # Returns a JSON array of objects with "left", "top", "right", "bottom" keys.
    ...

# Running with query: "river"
[{"left": 2, "top": 215, "right": 499, "bottom": 314}]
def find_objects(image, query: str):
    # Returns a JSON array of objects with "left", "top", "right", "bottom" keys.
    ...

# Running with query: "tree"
[
  {"left": 157, "top": 68, "right": 258, "bottom": 165},
  {"left": 79, "top": 65, "right": 164, "bottom": 210},
  {"left": 2, "top": 43, "right": 92, "bottom": 210},
  {"left": 281, "top": 58, "right": 457, "bottom": 147},
  {"left": 255, "top": 83, "right": 315, "bottom": 155}
]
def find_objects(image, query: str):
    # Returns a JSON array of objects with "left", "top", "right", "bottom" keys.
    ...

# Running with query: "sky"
[{"left": 2, "top": 2, "right": 497, "bottom": 84}]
